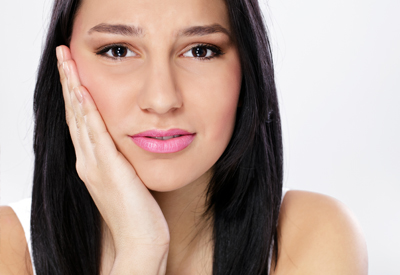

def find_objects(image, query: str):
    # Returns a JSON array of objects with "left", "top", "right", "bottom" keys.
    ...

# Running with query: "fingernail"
[
  {"left": 73, "top": 87, "right": 83, "bottom": 103},
  {"left": 56, "top": 46, "right": 64, "bottom": 62},
  {"left": 63, "top": 62, "right": 70, "bottom": 79}
]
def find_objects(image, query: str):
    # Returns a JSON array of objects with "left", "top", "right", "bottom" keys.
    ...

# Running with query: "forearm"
[{"left": 110, "top": 245, "right": 169, "bottom": 275}]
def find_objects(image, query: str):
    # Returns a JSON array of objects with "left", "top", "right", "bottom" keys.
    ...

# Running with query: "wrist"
[{"left": 111, "top": 244, "right": 169, "bottom": 275}]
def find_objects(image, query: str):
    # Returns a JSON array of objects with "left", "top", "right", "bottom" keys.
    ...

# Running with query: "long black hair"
[{"left": 31, "top": 0, "right": 283, "bottom": 274}]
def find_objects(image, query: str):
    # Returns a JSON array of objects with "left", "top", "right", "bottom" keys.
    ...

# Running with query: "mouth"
[
  {"left": 147, "top": 135, "right": 183, "bottom": 140},
  {"left": 130, "top": 129, "right": 196, "bottom": 153}
]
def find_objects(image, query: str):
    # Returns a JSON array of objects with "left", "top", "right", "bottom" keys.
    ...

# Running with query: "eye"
[
  {"left": 182, "top": 44, "right": 224, "bottom": 60},
  {"left": 96, "top": 44, "right": 137, "bottom": 59}
]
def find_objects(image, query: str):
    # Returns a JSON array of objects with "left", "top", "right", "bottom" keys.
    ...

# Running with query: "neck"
[
  {"left": 151, "top": 170, "right": 214, "bottom": 274},
  {"left": 100, "top": 170, "right": 214, "bottom": 274}
]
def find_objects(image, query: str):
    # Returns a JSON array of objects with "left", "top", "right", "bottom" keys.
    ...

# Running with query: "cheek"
[
  {"left": 71, "top": 46, "right": 112, "bottom": 109},
  {"left": 71, "top": 36, "right": 241, "bottom": 141},
  {"left": 70, "top": 47, "right": 140, "bottom": 135},
  {"left": 69, "top": 40, "right": 242, "bottom": 191},
  {"left": 187, "top": 58, "right": 242, "bottom": 143}
]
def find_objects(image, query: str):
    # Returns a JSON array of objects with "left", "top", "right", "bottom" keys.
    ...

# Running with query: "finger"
[
  {"left": 64, "top": 61, "right": 97, "bottom": 163},
  {"left": 58, "top": 61, "right": 77, "bottom": 131},
  {"left": 70, "top": 86, "right": 98, "bottom": 164},
  {"left": 56, "top": 46, "right": 82, "bottom": 157},
  {"left": 56, "top": 46, "right": 73, "bottom": 97},
  {"left": 63, "top": 59, "right": 82, "bottom": 95},
  {"left": 58, "top": 46, "right": 82, "bottom": 119},
  {"left": 77, "top": 86, "right": 120, "bottom": 163},
  {"left": 56, "top": 45, "right": 72, "bottom": 63},
  {"left": 56, "top": 46, "right": 75, "bottom": 129},
  {"left": 56, "top": 47, "right": 74, "bottom": 127}
]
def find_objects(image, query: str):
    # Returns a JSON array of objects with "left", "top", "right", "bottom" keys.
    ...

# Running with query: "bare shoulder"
[
  {"left": 271, "top": 190, "right": 368, "bottom": 275},
  {"left": 0, "top": 206, "right": 33, "bottom": 275}
]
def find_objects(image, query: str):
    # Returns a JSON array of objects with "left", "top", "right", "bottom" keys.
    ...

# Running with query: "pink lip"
[{"left": 130, "top": 129, "right": 196, "bottom": 153}]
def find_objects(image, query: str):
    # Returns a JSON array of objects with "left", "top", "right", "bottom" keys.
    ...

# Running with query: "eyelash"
[
  {"left": 182, "top": 43, "right": 225, "bottom": 60},
  {"left": 95, "top": 43, "right": 225, "bottom": 61}
]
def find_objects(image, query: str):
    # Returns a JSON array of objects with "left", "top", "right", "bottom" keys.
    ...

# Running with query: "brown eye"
[
  {"left": 182, "top": 44, "right": 224, "bottom": 60},
  {"left": 96, "top": 44, "right": 137, "bottom": 59},
  {"left": 191, "top": 46, "right": 207, "bottom": 58},
  {"left": 111, "top": 46, "right": 127, "bottom": 57}
]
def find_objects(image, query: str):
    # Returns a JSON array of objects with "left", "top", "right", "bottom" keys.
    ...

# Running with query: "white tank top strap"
[{"left": 8, "top": 198, "right": 36, "bottom": 275}]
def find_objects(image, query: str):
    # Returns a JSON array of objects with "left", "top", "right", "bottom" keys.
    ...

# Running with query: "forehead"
[{"left": 74, "top": 0, "right": 231, "bottom": 36}]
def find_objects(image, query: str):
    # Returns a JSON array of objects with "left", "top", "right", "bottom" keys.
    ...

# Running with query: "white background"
[{"left": 0, "top": 0, "right": 399, "bottom": 273}]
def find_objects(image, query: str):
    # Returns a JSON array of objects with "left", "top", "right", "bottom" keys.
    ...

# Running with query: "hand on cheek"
[{"left": 55, "top": 45, "right": 170, "bottom": 257}]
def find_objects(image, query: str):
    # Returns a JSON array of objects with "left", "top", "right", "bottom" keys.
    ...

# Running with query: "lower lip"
[{"left": 130, "top": 134, "right": 196, "bottom": 153}]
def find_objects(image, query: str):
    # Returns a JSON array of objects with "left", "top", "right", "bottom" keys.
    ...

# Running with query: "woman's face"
[{"left": 70, "top": 0, "right": 242, "bottom": 191}]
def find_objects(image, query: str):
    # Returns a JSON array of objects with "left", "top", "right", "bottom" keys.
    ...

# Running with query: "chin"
[
  {"left": 136, "top": 164, "right": 212, "bottom": 193},
  {"left": 135, "top": 169, "right": 190, "bottom": 192},
  {"left": 141, "top": 179, "right": 184, "bottom": 192}
]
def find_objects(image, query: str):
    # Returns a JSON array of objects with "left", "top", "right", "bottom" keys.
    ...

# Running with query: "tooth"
[{"left": 151, "top": 135, "right": 182, "bottom": 140}]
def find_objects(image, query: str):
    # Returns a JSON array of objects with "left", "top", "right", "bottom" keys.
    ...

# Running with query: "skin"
[
  {"left": 69, "top": 0, "right": 241, "bottom": 193},
  {"left": 0, "top": 191, "right": 368, "bottom": 274},
  {"left": 66, "top": 0, "right": 241, "bottom": 272},
  {"left": 0, "top": 0, "right": 368, "bottom": 273}
]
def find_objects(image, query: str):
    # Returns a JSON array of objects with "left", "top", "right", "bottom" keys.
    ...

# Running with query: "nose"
[{"left": 137, "top": 57, "right": 182, "bottom": 115}]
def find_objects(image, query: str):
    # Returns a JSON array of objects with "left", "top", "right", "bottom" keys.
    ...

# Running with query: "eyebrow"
[
  {"left": 88, "top": 23, "right": 231, "bottom": 39},
  {"left": 180, "top": 24, "right": 231, "bottom": 38},
  {"left": 88, "top": 23, "right": 144, "bottom": 36}
]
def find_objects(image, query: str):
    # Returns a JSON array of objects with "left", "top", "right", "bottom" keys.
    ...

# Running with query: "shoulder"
[
  {"left": 0, "top": 205, "right": 33, "bottom": 275},
  {"left": 271, "top": 190, "right": 368, "bottom": 275}
]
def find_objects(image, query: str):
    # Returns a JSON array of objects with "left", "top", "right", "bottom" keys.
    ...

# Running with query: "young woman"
[{"left": 0, "top": 0, "right": 368, "bottom": 274}]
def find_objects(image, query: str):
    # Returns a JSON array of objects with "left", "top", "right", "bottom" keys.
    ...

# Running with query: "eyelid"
[
  {"left": 182, "top": 43, "right": 225, "bottom": 61},
  {"left": 95, "top": 43, "right": 138, "bottom": 60},
  {"left": 95, "top": 42, "right": 225, "bottom": 61}
]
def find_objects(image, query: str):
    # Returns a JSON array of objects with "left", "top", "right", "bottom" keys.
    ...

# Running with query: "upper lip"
[{"left": 131, "top": 128, "right": 195, "bottom": 137}]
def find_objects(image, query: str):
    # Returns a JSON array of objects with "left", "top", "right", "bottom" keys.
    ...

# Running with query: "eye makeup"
[{"left": 94, "top": 42, "right": 225, "bottom": 61}]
